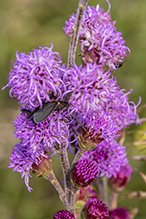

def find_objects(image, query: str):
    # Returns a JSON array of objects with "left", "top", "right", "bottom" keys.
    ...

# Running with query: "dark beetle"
[
  {"left": 21, "top": 100, "right": 69, "bottom": 124},
  {"left": 115, "top": 62, "right": 123, "bottom": 69}
]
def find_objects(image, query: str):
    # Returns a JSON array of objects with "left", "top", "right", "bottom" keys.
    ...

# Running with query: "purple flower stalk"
[
  {"left": 64, "top": 5, "right": 130, "bottom": 69},
  {"left": 2, "top": 1, "right": 142, "bottom": 218}
]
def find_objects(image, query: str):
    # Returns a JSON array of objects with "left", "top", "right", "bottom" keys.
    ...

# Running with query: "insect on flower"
[
  {"left": 114, "top": 61, "right": 123, "bottom": 69},
  {"left": 21, "top": 100, "right": 69, "bottom": 124}
]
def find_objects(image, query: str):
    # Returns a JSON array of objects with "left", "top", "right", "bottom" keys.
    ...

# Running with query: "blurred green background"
[{"left": 0, "top": 0, "right": 146, "bottom": 218}]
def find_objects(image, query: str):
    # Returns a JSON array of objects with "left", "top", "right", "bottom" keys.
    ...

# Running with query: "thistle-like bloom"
[
  {"left": 14, "top": 109, "right": 70, "bottom": 152},
  {"left": 53, "top": 210, "right": 75, "bottom": 219},
  {"left": 64, "top": 3, "right": 113, "bottom": 37},
  {"left": 109, "top": 208, "right": 130, "bottom": 219},
  {"left": 109, "top": 164, "right": 133, "bottom": 192},
  {"left": 67, "top": 63, "right": 140, "bottom": 143},
  {"left": 2, "top": 45, "right": 65, "bottom": 107},
  {"left": 8, "top": 141, "right": 48, "bottom": 192},
  {"left": 85, "top": 200, "right": 109, "bottom": 219},
  {"left": 64, "top": 5, "right": 130, "bottom": 69},
  {"left": 83, "top": 139, "right": 128, "bottom": 178},
  {"left": 71, "top": 159, "right": 98, "bottom": 188}
]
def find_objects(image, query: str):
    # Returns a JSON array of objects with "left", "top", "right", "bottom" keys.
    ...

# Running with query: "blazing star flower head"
[
  {"left": 109, "top": 163, "right": 133, "bottom": 192},
  {"left": 85, "top": 200, "right": 109, "bottom": 219},
  {"left": 8, "top": 140, "right": 49, "bottom": 192},
  {"left": 82, "top": 139, "right": 128, "bottom": 178},
  {"left": 77, "top": 110, "right": 119, "bottom": 144},
  {"left": 14, "top": 108, "right": 70, "bottom": 153},
  {"left": 53, "top": 210, "right": 75, "bottom": 219},
  {"left": 67, "top": 63, "right": 140, "bottom": 143},
  {"left": 64, "top": 3, "right": 113, "bottom": 37},
  {"left": 2, "top": 44, "right": 65, "bottom": 107},
  {"left": 71, "top": 159, "right": 98, "bottom": 188},
  {"left": 64, "top": 5, "right": 130, "bottom": 69},
  {"left": 109, "top": 208, "right": 130, "bottom": 219},
  {"left": 32, "top": 155, "right": 53, "bottom": 177}
]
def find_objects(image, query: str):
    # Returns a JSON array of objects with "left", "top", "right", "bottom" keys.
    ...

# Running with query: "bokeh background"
[{"left": 0, "top": 0, "right": 146, "bottom": 218}]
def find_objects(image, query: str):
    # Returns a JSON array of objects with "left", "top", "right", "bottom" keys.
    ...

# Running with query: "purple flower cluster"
[
  {"left": 64, "top": 4, "right": 130, "bottom": 69},
  {"left": 3, "top": 2, "right": 140, "bottom": 192},
  {"left": 67, "top": 63, "right": 139, "bottom": 142}
]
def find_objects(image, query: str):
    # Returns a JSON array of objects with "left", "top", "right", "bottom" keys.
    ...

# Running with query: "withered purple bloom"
[{"left": 64, "top": 4, "right": 130, "bottom": 69}]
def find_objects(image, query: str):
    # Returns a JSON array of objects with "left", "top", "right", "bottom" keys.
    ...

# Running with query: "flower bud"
[
  {"left": 79, "top": 47, "right": 100, "bottom": 65},
  {"left": 71, "top": 159, "right": 98, "bottom": 188},
  {"left": 32, "top": 155, "right": 53, "bottom": 177},
  {"left": 53, "top": 210, "right": 75, "bottom": 219},
  {"left": 84, "top": 187, "right": 100, "bottom": 213},
  {"left": 85, "top": 200, "right": 109, "bottom": 219},
  {"left": 78, "top": 128, "right": 103, "bottom": 151},
  {"left": 109, "top": 164, "right": 133, "bottom": 192},
  {"left": 75, "top": 186, "right": 90, "bottom": 210},
  {"left": 109, "top": 208, "right": 130, "bottom": 219}
]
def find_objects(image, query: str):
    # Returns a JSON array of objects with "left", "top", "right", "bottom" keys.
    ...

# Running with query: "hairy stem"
[
  {"left": 44, "top": 172, "right": 67, "bottom": 208},
  {"left": 69, "top": 148, "right": 87, "bottom": 210},
  {"left": 72, "top": 148, "right": 87, "bottom": 166},
  {"left": 96, "top": 177, "right": 108, "bottom": 206},
  {"left": 59, "top": 144, "right": 71, "bottom": 210},
  {"left": 109, "top": 190, "right": 118, "bottom": 210},
  {"left": 67, "top": 0, "right": 89, "bottom": 68}
]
